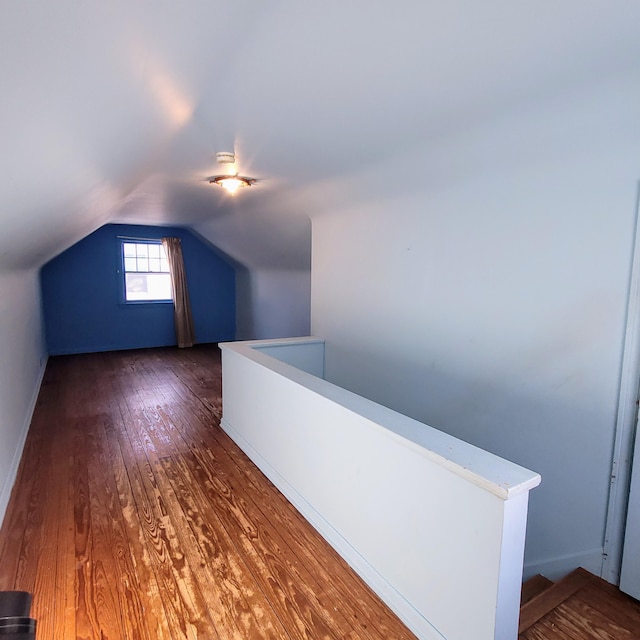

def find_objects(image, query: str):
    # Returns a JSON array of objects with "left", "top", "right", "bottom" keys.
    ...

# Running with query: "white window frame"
[{"left": 120, "top": 239, "right": 173, "bottom": 303}]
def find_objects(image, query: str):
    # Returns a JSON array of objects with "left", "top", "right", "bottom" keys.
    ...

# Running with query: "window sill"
[{"left": 120, "top": 299, "right": 174, "bottom": 306}]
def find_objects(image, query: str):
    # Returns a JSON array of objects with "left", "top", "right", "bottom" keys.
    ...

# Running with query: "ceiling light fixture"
[
  {"left": 209, "top": 174, "right": 256, "bottom": 195},
  {"left": 208, "top": 152, "right": 257, "bottom": 195}
]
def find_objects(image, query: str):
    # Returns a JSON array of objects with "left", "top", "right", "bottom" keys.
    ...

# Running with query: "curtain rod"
[{"left": 116, "top": 235, "right": 171, "bottom": 242}]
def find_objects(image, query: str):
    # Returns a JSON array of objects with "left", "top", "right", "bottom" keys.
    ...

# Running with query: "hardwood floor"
[
  {"left": 0, "top": 345, "right": 416, "bottom": 640},
  {"left": 519, "top": 568, "right": 640, "bottom": 639}
]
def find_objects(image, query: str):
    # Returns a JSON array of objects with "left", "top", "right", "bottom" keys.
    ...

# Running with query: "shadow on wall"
[{"left": 236, "top": 267, "right": 311, "bottom": 340}]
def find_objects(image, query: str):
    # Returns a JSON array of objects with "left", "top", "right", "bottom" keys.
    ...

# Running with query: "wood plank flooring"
[
  {"left": 519, "top": 568, "right": 640, "bottom": 639},
  {"left": 0, "top": 345, "right": 416, "bottom": 640}
]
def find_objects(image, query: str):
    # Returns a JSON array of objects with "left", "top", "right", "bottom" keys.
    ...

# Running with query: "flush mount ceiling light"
[
  {"left": 208, "top": 151, "right": 257, "bottom": 195},
  {"left": 209, "top": 174, "right": 256, "bottom": 195}
]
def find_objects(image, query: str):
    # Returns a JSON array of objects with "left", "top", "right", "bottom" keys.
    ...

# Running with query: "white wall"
[
  {"left": 0, "top": 268, "right": 47, "bottom": 525},
  {"left": 311, "top": 72, "right": 640, "bottom": 579},
  {"left": 236, "top": 268, "right": 311, "bottom": 340}
]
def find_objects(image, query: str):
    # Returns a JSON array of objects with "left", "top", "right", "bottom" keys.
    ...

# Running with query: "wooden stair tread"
[
  {"left": 521, "top": 574, "right": 554, "bottom": 605},
  {"left": 519, "top": 568, "right": 593, "bottom": 634},
  {"left": 528, "top": 598, "right": 639, "bottom": 640},
  {"left": 520, "top": 567, "right": 640, "bottom": 638},
  {"left": 574, "top": 580, "right": 640, "bottom": 633}
]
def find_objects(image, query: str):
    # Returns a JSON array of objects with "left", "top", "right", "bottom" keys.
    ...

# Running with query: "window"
[{"left": 122, "top": 241, "right": 172, "bottom": 302}]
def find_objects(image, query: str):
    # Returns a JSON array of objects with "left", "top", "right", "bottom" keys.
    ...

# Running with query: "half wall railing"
[{"left": 220, "top": 337, "right": 541, "bottom": 640}]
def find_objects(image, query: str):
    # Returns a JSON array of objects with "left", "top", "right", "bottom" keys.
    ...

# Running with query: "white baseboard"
[
  {"left": 220, "top": 417, "right": 444, "bottom": 640},
  {"left": 0, "top": 357, "right": 48, "bottom": 529},
  {"left": 523, "top": 547, "right": 604, "bottom": 582}
]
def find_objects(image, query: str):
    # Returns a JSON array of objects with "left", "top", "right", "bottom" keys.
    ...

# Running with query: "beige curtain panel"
[{"left": 162, "top": 237, "right": 195, "bottom": 348}]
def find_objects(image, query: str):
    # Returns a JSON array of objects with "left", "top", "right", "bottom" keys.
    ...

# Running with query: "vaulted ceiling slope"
[{"left": 1, "top": 1, "right": 638, "bottom": 272}]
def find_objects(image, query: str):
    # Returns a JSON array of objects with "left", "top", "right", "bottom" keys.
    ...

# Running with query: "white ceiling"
[{"left": 1, "top": 1, "right": 638, "bottom": 271}]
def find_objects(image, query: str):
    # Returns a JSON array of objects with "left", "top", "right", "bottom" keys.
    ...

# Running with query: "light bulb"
[{"left": 221, "top": 177, "right": 243, "bottom": 195}]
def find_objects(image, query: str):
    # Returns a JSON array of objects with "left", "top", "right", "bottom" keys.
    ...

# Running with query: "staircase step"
[
  {"left": 573, "top": 574, "right": 640, "bottom": 632},
  {"left": 521, "top": 574, "right": 554, "bottom": 605},
  {"left": 519, "top": 568, "right": 592, "bottom": 634}
]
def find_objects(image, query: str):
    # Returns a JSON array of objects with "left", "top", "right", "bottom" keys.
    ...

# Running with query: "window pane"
[
  {"left": 125, "top": 273, "right": 147, "bottom": 299},
  {"left": 149, "top": 258, "right": 161, "bottom": 272},
  {"left": 160, "top": 258, "right": 169, "bottom": 272},
  {"left": 124, "top": 257, "right": 137, "bottom": 272},
  {"left": 125, "top": 273, "right": 172, "bottom": 301},
  {"left": 136, "top": 244, "right": 148, "bottom": 257},
  {"left": 148, "top": 244, "right": 160, "bottom": 259},
  {"left": 123, "top": 243, "right": 136, "bottom": 257},
  {"left": 148, "top": 273, "right": 172, "bottom": 299},
  {"left": 137, "top": 257, "right": 149, "bottom": 272}
]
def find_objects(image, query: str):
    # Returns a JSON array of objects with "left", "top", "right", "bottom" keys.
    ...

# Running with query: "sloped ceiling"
[{"left": 1, "top": 1, "right": 638, "bottom": 271}]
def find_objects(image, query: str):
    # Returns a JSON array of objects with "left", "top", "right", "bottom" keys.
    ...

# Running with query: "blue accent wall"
[{"left": 41, "top": 224, "right": 236, "bottom": 355}]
